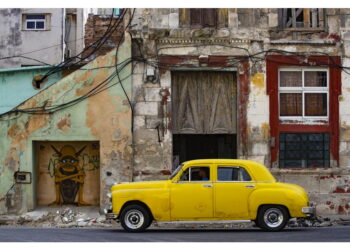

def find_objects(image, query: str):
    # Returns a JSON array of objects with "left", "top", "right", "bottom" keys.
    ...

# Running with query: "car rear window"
[{"left": 217, "top": 167, "right": 251, "bottom": 181}]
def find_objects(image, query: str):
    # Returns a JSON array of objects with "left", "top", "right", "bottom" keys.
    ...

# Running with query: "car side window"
[
  {"left": 180, "top": 168, "right": 190, "bottom": 181},
  {"left": 179, "top": 166, "right": 210, "bottom": 181},
  {"left": 218, "top": 167, "right": 252, "bottom": 181}
]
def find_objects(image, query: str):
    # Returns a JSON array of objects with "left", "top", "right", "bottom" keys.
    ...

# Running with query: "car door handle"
[
  {"left": 203, "top": 184, "right": 213, "bottom": 188},
  {"left": 245, "top": 185, "right": 255, "bottom": 188}
]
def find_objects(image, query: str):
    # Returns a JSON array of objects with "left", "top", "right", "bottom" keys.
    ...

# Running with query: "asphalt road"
[{"left": 0, "top": 226, "right": 349, "bottom": 242}]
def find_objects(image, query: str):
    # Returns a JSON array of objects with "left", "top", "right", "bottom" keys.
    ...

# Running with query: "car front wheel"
[
  {"left": 257, "top": 205, "right": 289, "bottom": 231},
  {"left": 120, "top": 204, "right": 151, "bottom": 232}
]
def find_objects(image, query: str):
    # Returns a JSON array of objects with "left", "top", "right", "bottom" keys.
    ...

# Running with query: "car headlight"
[{"left": 107, "top": 193, "right": 112, "bottom": 199}]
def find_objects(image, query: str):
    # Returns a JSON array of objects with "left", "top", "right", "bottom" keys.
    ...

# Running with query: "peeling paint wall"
[
  {"left": 0, "top": 8, "right": 93, "bottom": 68},
  {"left": 129, "top": 8, "right": 350, "bottom": 215},
  {"left": 0, "top": 36, "right": 132, "bottom": 214},
  {"left": 0, "top": 8, "right": 65, "bottom": 68}
]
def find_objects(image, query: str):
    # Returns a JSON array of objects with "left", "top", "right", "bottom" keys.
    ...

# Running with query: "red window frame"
[{"left": 266, "top": 55, "right": 341, "bottom": 168}]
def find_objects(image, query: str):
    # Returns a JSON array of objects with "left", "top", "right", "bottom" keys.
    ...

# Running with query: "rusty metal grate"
[{"left": 279, "top": 133, "right": 330, "bottom": 168}]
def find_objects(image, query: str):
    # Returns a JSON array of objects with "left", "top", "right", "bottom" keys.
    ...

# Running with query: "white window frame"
[
  {"left": 278, "top": 67, "right": 329, "bottom": 122},
  {"left": 23, "top": 14, "right": 47, "bottom": 31}
]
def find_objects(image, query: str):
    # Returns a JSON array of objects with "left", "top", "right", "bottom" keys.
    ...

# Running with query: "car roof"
[
  {"left": 183, "top": 159, "right": 261, "bottom": 165},
  {"left": 182, "top": 159, "right": 276, "bottom": 182}
]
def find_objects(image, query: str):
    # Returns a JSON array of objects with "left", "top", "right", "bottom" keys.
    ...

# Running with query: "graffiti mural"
[{"left": 36, "top": 141, "right": 100, "bottom": 206}]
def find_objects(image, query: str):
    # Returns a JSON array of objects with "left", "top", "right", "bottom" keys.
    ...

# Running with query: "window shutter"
[
  {"left": 202, "top": 8, "right": 217, "bottom": 27},
  {"left": 190, "top": 8, "right": 202, "bottom": 27}
]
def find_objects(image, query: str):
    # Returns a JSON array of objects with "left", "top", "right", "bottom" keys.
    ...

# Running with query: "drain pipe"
[{"left": 61, "top": 8, "right": 66, "bottom": 63}]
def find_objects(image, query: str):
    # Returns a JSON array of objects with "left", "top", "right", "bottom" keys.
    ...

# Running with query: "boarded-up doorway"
[
  {"left": 35, "top": 141, "right": 100, "bottom": 206},
  {"left": 172, "top": 71, "right": 237, "bottom": 165}
]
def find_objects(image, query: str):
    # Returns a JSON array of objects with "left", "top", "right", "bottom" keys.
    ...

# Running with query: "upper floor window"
[
  {"left": 279, "top": 68, "right": 328, "bottom": 121},
  {"left": 279, "top": 8, "right": 325, "bottom": 30},
  {"left": 23, "top": 14, "right": 50, "bottom": 30},
  {"left": 190, "top": 8, "right": 217, "bottom": 28}
]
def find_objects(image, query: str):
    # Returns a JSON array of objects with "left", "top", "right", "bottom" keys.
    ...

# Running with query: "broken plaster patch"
[{"left": 57, "top": 114, "right": 71, "bottom": 131}]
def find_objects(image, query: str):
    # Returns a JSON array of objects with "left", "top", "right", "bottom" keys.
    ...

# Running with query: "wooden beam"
[
  {"left": 292, "top": 8, "right": 297, "bottom": 28},
  {"left": 303, "top": 8, "right": 310, "bottom": 28},
  {"left": 311, "top": 8, "right": 318, "bottom": 28},
  {"left": 319, "top": 8, "right": 324, "bottom": 28},
  {"left": 283, "top": 8, "right": 288, "bottom": 28}
]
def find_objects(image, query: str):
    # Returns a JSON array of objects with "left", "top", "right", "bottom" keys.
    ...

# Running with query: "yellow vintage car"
[{"left": 105, "top": 159, "right": 314, "bottom": 232}]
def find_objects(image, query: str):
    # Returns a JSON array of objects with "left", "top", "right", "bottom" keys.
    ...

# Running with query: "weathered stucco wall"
[
  {"left": 0, "top": 36, "right": 132, "bottom": 214},
  {"left": 0, "top": 8, "right": 92, "bottom": 68},
  {"left": 0, "top": 8, "right": 65, "bottom": 68},
  {"left": 129, "top": 8, "right": 350, "bottom": 215}
]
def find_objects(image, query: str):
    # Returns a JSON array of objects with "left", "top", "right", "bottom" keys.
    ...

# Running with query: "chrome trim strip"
[
  {"left": 175, "top": 181, "right": 274, "bottom": 184},
  {"left": 105, "top": 213, "right": 118, "bottom": 219},
  {"left": 156, "top": 220, "right": 252, "bottom": 224}
]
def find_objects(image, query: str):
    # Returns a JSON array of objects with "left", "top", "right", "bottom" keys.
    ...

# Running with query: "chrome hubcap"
[
  {"left": 263, "top": 208, "right": 284, "bottom": 228},
  {"left": 124, "top": 209, "right": 144, "bottom": 229}
]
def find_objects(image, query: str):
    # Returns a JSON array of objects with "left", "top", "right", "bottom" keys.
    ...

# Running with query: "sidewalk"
[{"left": 1, "top": 208, "right": 350, "bottom": 228}]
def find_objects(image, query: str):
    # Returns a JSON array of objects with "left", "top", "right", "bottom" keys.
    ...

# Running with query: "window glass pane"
[
  {"left": 217, "top": 167, "right": 251, "bottom": 181},
  {"left": 280, "top": 93, "right": 302, "bottom": 116},
  {"left": 26, "top": 15, "right": 45, "bottom": 20},
  {"left": 280, "top": 71, "right": 302, "bottom": 87},
  {"left": 218, "top": 168, "right": 239, "bottom": 181},
  {"left": 241, "top": 168, "right": 252, "bottom": 181},
  {"left": 279, "top": 133, "right": 330, "bottom": 168},
  {"left": 180, "top": 168, "right": 189, "bottom": 181},
  {"left": 190, "top": 167, "right": 210, "bottom": 181},
  {"left": 35, "top": 21, "right": 44, "bottom": 29},
  {"left": 304, "top": 71, "right": 327, "bottom": 87},
  {"left": 26, "top": 21, "right": 35, "bottom": 29},
  {"left": 305, "top": 93, "right": 327, "bottom": 116}
]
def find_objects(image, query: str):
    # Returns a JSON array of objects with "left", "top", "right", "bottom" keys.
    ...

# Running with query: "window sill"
[
  {"left": 21, "top": 29, "right": 50, "bottom": 31},
  {"left": 279, "top": 119, "right": 329, "bottom": 125}
]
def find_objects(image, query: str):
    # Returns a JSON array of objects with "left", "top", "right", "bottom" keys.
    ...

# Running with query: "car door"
[
  {"left": 170, "top": 165, "right": 214, "bottom": 220},
  {"left": 214, "top": 165, "right": 255, "bottom": 219}
]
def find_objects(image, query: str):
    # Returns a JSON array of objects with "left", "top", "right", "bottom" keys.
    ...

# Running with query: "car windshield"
[{"left": 169, "top": 164, "right": 183, "bottom": 180}]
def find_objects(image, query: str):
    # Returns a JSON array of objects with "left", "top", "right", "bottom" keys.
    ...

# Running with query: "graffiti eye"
[
  {"left": 62, "top": 160, "right": 66, "bottom": 163},
  {"left": 71, "top": 160, "right": 75, "bottom": 163}
]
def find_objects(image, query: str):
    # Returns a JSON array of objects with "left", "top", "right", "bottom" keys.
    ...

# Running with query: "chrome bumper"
[
  {"left": 104, "top": 208, "right": 118, "bottom": 220},
  {"left": 302, "top": 206, "right": 316, "bottom": 215}
]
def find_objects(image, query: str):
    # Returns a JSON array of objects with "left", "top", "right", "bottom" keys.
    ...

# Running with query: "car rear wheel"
[
  {"left": 257, "top": 205, "right": 289, "bottom": 231},
  {"left": 120, "top": 204, "right": 151, "bottom": 232}
]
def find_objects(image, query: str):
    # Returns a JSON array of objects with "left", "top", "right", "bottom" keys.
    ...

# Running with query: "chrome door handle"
[
  {"left": 203, "top": 184, "right": 213, "bottom": 188},
  {"left": 245, "top": 185, "right": 255, "bottom": 188}
]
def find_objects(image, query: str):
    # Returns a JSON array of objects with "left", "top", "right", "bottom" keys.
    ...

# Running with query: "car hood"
[{"left": 111, "top": 180, "right": 169, "bottom": 192}]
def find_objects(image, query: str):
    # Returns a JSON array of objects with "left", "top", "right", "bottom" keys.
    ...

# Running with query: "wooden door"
[{"left": 172, "top": 71, "right": 236, "bottom": 135}]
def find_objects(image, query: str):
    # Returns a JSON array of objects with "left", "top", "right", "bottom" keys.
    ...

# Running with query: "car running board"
[{"left": 155, "top": 220, "right": 252, "bottom": 224}]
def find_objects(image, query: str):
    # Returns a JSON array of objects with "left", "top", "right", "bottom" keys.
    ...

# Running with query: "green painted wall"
[
  {"left": 0, "top": 37, "right": 132, "bottom": 214},
  {"left": 0, "top": 66, "right": 62, "bottom": 114}
]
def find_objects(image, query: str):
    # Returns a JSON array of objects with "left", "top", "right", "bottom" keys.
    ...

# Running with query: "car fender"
[{"left": 248, "top": 188, "right": 306, "bottom": 219}]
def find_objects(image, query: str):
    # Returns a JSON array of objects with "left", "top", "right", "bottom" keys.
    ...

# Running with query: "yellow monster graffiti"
[{"left": 50, "top": 145, "right": 90, "bottom": 206}]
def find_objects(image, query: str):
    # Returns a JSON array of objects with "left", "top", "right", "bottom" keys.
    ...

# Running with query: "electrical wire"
[
  {"left": 2, "top": 9, "right": 350, "bottom": 119},
  {"left": 39, "top": 8, "right": 127, "bottom": 82}
]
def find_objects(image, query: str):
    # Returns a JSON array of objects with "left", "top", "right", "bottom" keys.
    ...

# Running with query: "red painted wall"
[{"left": 266, "top": 55, "right": 341, "bottom": 167}]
